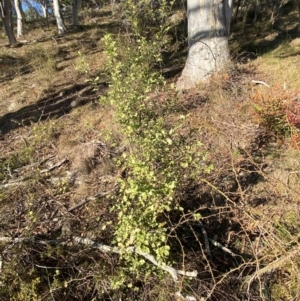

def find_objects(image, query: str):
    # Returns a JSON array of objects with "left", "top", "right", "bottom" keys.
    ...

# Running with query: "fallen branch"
[
  {"left": 68, "top": 187, "right": 117, "bottom": 212},
  {"left": 251, "top": 80, "right": 270, "bottom": 88},
  {"left": 0, "top": 158, "right": 69, "bottom": 189},
  {"left": 198, "top": 221, "right": 211, "bottom": 258},
  {"left": 209, "top": 238, "right": 237, "bottom": 257},
  {"left": 0, "top": 236, "right": 66, "bottom": 245},
  {"left": 13, "top": 155, "right": 56, "bottom": 174},
  {"left": 0, "top": 180, "right": 28, "bottom": 188},
  {"left": 0, "top": 235, "right": 198, "bottom": 282},
  {"left": 40, "top": 158, "right": 69, "bottom": 174},
  {"left": 175, "top": 291, "right": 197, "bottom": 301},
  {"left": 73, "top": 236, "right": 198, "bottom": 282}
]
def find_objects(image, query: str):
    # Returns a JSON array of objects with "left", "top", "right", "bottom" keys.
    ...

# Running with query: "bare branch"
[
  {"left": 0, "top": 235, "right": 198, "bottom": 283},
  {"left": 72, "top": 236, "right": 198, "bottom": 282},
  {"left": 0, "top": 158, "right": 69, "bottom": 189},
  {"left": 198, "top": 221, "right": 211, "bottom": 258},
  {"left": 68, "top": 187, "right": 117, "bottom": 212},
  {"left": 40, "top": 158, "right": 69, "bottom": 174},
  {"left": 209, "top": 238, "right": 238, "bottom": 257},
  {"left": 251, "top": 80, "right": 270, "bottom": 88}
]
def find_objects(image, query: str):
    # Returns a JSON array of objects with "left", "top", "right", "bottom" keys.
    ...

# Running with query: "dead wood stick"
[
  {"left": 0, "top": 236, "right": 66, "bottom": 245},
  {"left": 175, "top": 291, "right": 197, "bottom": 301},
  {"left": 68, "top": 188, "right": 116, "bottom": 212},
  {"left": 72, "top": 236, "right": 198, "bottom": 282},
  {"left": 251, "top": 80, "right": 270, "bottom": 87},
  {"left": 0, "top": 158, "right": 69, "bottom": 189},
  {"left": 208, "top": 238, "right": 237, "bottom": 257},
  {"left": 0, "top": 181, "right": 27, "bottom": 188},
  {"left": 0, "top": 235, "right": 197, "bottom": 282},
  {"left": 198, "top": 221, "right": 211, "bottom": 258},
  {"left": 13, "top": 155, "right": 56, "bottom": 173},
  {"left": 40, "top": 158, "right": 69, "bottom": 174}
]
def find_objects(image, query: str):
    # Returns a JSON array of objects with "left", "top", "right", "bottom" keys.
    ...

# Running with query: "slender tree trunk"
[
  {"left": 41, "top": 4, "right": 47, "bottom": 18},
  {"left": 1, "top": 0, "right": 17, "bottom": 45},
  {"left": 72, "top": 0, "right": 81, "bottom": 26},
  {"left": 41, "top": 0, "right": 50, "bottom": 28},
  {"left": 253, "top": 0, "right": 260, "bottom": 24},
  {"left": 53, "top": 0, "right": 66, "bottom": 34},
  {"left": 41, "top": 0, "right": 48, "bottom": 18},
  {"left": 232, "top": 0, "right": 242, "bottom": 22},
  {"left": 14, "top": 0, "right": 25, "bottom": 37},
  {"left": 177, "top": 0, "right": 233, "bottom": 90},
  {"left": 296, "top": 0, "right": 300, "bottom": 30}
]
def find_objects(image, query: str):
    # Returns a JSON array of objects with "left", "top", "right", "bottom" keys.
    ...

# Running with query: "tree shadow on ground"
[
  {"left": 231, "top": 19, "right": 300, "bottom": 62},
  {"left": 167, "top": 177, "right": 264, "bottom": 300},
  {"left": 0, "top": 54, "right": 33, "bottom": 83},
  {"left": 0, "top": 83, "right": 107, "bottom": 136},
  {"left": 160, "top": 48, "right": 187, "bottom": 79}
]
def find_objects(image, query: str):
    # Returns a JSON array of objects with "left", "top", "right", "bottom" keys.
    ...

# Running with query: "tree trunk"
[
  {"left": 40, "top": 0, "right": 50, "bottom": 28},
  {"left": 296, "top": 0, "right": 300, "bottom": 30},
  {"left": 1, "top": 0, "right": 17, "bottom": 45},
  {"left": 14, "top": 0, "right": 25, "bottom": 37},
  {"left": 72, "top": 0, "right": 81, "bottom": 26},
  {"left": 40, "top": 0, "right": 49, "bottom": 18},
  {"left": 232, "top": 0, "right": 242, "bottom": 22},
  {"left": 177, "top": 0, "right": 233, "bottom": 90},
  {"left": 53, "top": 0, "right": 66, "bottom": 34}
]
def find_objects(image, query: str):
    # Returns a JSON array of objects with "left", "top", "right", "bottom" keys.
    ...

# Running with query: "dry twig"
[
  {"left": 0, "top": 235, "right": 198, "bottom": 283},
  {"left": 251, "top": 80, "right": 270, "bottom": 88},
  {"left": 68, "top": 187, "right": 117, "bottom": 212}
]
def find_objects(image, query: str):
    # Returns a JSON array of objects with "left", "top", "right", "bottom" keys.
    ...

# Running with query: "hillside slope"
[{"left": 1, "top": 4, "right": 300, "bottom": 301}]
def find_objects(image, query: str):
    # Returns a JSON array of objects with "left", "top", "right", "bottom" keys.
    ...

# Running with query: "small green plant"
[
  {"left": 86, "top": 75, "right": 102, "bottom": 91},
  {"left": 0, "top": 148, "right": 33, "bottom": 182},
  {"left": 75, "top": 50, "right": 90, "bottom": 75},
  {"left": 102, "top": 32, "right": 211, "bottom": 271}
]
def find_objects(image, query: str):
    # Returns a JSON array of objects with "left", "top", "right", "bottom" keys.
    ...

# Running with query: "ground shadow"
[
  {"left": 231, "top": 11, "right": 300, "bottom": 62},
  {"left": 0, "top": 54, "right": 32, "bottom": 83},
  {"left": 0, "top": 83, "right": 107, "bottom": 135}
]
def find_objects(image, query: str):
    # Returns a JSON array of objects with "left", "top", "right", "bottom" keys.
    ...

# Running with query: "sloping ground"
[{"left": 0, "top": 5, "right": 300, "bottom": 301}]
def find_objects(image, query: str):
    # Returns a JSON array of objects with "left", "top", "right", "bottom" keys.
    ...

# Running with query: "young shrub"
[
  {"left": 251, "top": 85, "right": 300, "bottom": 138},
  {"left": 101, "top": 32, "right": 211, "bottom": 272}
]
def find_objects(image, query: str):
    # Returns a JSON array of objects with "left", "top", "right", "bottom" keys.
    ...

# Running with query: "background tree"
[
  {"left": 177, "top": 0, "right": 233, "bottom": 89},
  {"left": 14, "top": 0, "right": 25, "bottom": 37},
  {"left": 53, "top": 0, "right": 66, "bottom": 33},
  {"left": 72, "top": 0, "right": 81, "bottom": 26},
  {"left": 38, "top": 0, "right": 50, "bottom": 19},
  {"left": 0, "top": 0, "right": 17, "bottom": 45}
]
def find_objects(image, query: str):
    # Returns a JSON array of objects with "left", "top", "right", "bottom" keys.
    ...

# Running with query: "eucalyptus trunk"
[
  {"left": 40, "top": 0, "right": 49, "bottom": 18},
  {"left": 177, "top": 0, "right": 233, "bottom": 90},
  {"left": 72, "top": 0, "right": 81, "bottom": 26},
  {"left": 1, "top": 0, "right": 17, "bottom": 45},
  {"left": 297, "top": 0, "right": 300, "bottom": 30},
  {"left": 14, "top": 0, "right": 25, "bottom": 37},
  {"left": 53, "top": 0, "right": 66, "bottom": 34}
]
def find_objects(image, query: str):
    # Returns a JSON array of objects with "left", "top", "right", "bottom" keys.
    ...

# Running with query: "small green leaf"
[
  {"left": 180, "top": 162, "right": 189, "bottom": 168},
  {"left": 166, "top": 138, "right": 172, "bottom": 145}
]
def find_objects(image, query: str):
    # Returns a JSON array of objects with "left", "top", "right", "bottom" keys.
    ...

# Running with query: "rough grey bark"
[
  {"left": 177, "top": 0, "right": 233, "bottom": 90},
  {"left": 53, "top": 0, "right": 66, "bottom": 34},
  {"left": 0, "top": 0, "right": 17, "bottom": 45},
  {"left": 72, "top": 0, "right": 81, "bottom": 26},
  {"left": 14, "top": 0, "right": 25, "bottom": 37}
]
